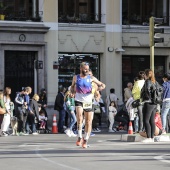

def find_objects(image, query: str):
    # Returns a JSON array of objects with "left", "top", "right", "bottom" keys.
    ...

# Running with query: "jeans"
[
  {"left": 58, "top": 109, "right": 66, "bottom": 132},
  {"left": 26, "top": 113, "right": 36, "bottom": 133},
  {"left": 137, "top": 104, "right": 144, "bottom": 131},
  {"left": 161, "top": 100, "right": 170, "bottom": 130},
  {"left": 67, "top": 108, "right": 77, "bottom": 131}
]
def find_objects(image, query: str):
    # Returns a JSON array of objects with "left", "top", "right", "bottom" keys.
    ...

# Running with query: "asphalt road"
[{"left": 0, "top": 132, "right": 170, "bottom": 170}]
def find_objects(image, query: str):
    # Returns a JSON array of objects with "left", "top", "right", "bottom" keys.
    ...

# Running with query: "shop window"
[
  {"left": 0, "top": 0, "right": 41, "bottom": 21},
  {"left": 122, "top": 0, "right": 169, "bottom": 25},
  {"left": 58, "top": 0, "right": 101, "bottom": 23},
  {"left": 58, "top": 54, "right": 99, "bottom": 87},
  {"left": 122, "top": 55, "right": 166, "bottom": 91}
]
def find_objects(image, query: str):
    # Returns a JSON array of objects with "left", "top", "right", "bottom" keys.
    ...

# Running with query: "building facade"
[{"left": 0, "top": 0, "right": 170, "bottom": 110}]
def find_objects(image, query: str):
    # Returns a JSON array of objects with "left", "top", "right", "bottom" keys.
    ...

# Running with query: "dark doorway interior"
[
  {"left": 122, "top": 55, "right": 166, "bottom": 92},
  {"left": 5, "top": 51, "right": 36, "bottom": 100}
]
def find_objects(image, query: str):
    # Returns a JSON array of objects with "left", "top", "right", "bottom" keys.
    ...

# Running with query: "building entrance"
[
  {"left": 122, "top": 55, "right": 166, "bottom": 90},
  {"left": 5, "top": 51, "right": 36, "bottom": 100}
]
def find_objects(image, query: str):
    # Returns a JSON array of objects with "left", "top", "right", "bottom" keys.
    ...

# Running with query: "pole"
[
  {"left": 150, "top": 46, "right": 154, "bottom": 71},
  {"left": 149, "top": 17, "right": 154, "bottom": 72}
]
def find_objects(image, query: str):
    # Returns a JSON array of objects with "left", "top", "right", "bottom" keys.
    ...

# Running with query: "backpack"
[{"left": 152, "top": 81, "right": 163, "bottom": 104}]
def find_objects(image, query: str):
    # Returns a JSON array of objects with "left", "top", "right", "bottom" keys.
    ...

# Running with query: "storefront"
[
  {"left": 122, "top": 55, "right": 166, "bottom": 89},
  {"left": 58, "top": 53, "right": 100, "bottom": 88}
]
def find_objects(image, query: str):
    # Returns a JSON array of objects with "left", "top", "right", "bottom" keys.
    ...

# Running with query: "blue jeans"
[
  {"left": 67, "top": 108, "right": 77, "bottom": 130},
  {"left": 58, "top": 109, "right": 66, "bottom": 132},
  {"left": 26, "top": 114, "right": 36, "bottom": 133},
  {"left": 161, "top": 100, "right": 170, "bottom": 130}
]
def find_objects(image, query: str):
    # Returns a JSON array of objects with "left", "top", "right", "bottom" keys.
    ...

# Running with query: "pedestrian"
[
  {"left": 106, "top": 88, "right": 118, "bottom": 113},
  {"left": 15, "top": 88, "right": 27, "bottom": 135},
  {"left": 64, "top": 87, "right": 77, "bottom": 137},
  {"left": 108, "top": 101, "right": 117, "bottom": 132},
  {"left": 132, "top": 71, "right": 145, "bottom": 132},
  {"left": 25, "top": 94, "right": 39, "bottom": 135},
  {"left": 141, "top": 69, "right": 157, "bottom": 142},
  {"left": 70, "top": 62, "right": 105, "bottom": 148},
  {"left": 1, "top": 87, "right": 12, "bottom": 136},
  {"left": 124, "top": 82, "right": 133, "bottom": 103},
  {"left": 54, "top": 86, "right": 67, "bottom": 133},
  {"left": 0, "top": 90, "right": 8, "bottom": 136},
  {"left": 161, "top": 73, "right": 170, "bottom": 134}
]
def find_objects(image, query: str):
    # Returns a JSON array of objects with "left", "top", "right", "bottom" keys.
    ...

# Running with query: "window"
[
  {"left": 58, "top": 54, "right": 100, "bottom": 87},
  {"left": 58, "top": 0, "right": 101, "bottom": 23},
  {"left": 122, "top": 0, "right": 169, "bottom": 25},
  {"left": 0, "top": 0, "right": 41, "bottom": 21}
]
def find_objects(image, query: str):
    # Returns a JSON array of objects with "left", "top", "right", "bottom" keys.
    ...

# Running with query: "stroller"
[
  {"left": 36, "top": 108, "right": 51, "bottom": 134},
  {"left": 114, "top": 104, "right": 129, "bottom": 131}
]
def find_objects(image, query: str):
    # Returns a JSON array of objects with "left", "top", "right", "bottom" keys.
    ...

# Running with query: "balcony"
[
  {"left": 58, "top": 13, "right": 102, "bottom": 24},
  {"left": 0, "top": 10, "right": 43, "bottom": 22}
]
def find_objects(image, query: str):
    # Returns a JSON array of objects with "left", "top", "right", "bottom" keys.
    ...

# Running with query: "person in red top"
[{"left": 140, "top": 111, "right": 163, "bottom": 137}]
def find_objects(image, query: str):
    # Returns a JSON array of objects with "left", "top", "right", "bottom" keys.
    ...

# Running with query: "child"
[
  {"left": 0, "top": 91, "right": 9, "bottom": 136},
  {"left": 64, "top": 89, "right": 77, "bottom": 137},
  {"left": 39, "top": 110, "right": 47, "bottom": 129},
  {"left": 108, "top": 101, "right": 117, "bottom": 132}
]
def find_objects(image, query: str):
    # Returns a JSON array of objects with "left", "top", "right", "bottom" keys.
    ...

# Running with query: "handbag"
[{"left": 131, "top": 99, "right": 140, "bottom": 108}]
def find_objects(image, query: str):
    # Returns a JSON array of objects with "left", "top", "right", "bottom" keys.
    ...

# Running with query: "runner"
[{"left": 70, "top": 62, "right": 105, "bottom": 148}]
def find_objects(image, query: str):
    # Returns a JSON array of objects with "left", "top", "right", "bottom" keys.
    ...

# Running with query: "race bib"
[{"left": 83, "top": 102, "right": 92, "bottom": 109}]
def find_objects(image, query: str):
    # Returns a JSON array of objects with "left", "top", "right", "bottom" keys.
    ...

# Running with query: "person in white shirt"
[{"left": 108, "top": 101, "right": 117, "bottom": 132}]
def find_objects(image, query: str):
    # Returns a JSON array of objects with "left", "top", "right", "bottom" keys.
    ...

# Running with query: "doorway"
[{"left": 5, "top": 51, "right": 37, "bottom": 100}]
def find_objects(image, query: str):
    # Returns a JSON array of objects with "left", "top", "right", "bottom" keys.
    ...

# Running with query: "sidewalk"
[{"left": 121, "top": 133, "right": 170, "bottom": 142}]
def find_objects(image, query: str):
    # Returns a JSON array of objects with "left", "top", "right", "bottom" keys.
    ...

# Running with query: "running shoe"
[
  {"left": 1, "top": 131, "right": 8, "bottom": 137},
  {"left": 70, "top": 131, "right": 77, "bottom": 137},
  {"left": 82, "top": 138, "right": 88, "bottom": 148},
  {"left": 162, "top": 129, "right": 166, "bottom": 135},
  {"left": 96, "top": 128, "right": 101, "bottom": 132},
  {"left": 64, "top": 129, "right": 72, "bottom": 137},
  {"left": 90, "top": 132, "right": 95, "bottom": 136},
  {"left": 76, "top": 137, "right": 83, "bottom": 146}
]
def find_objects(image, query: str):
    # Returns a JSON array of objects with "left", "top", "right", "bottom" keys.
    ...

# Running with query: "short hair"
[
  {"left": 25, "top": 86, "right": 32, "bottom": 93},
  {"left": 110, "top": 88, "right": 115, "bottom": 93},
  {"left": 127, "top": 82, "right": 132, "bottom": 87},
  {"left": 163, "top": 73, "right": 170, "bottom": 80},
  {"left": 80, "top": 62, "right": 89, "bottom": 68},
  {"left": 32, "top": 94, "right": 39, "bottom": 101}
]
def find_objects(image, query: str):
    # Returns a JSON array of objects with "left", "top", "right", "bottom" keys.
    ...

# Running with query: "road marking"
[
  {"left": 35, "top": 146, "right": 80, "bottom": 170},
  {"left": 154, "top": 154, "right": 170, "bottom": 164}
]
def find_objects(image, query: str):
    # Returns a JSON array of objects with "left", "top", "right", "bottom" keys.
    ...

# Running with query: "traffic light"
[{"left": 149, "top": 17, "right": 164, "bottom": 47}]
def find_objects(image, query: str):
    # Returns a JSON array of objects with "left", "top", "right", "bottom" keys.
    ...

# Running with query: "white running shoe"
[
  {"left": 70, "top": 131, "right": 77, "bottom": 137},
  {"left": 96, "top": 128, "right": 101, "bottom": 132},
  {"left": 142, "top": 138, "right": 154, "bottom": 143},
  {"left": 64, "top": 129, "right": 72, "bottom": 137},
  {"left": 32, "top": 132, "right": 39, "bottom": 135}
]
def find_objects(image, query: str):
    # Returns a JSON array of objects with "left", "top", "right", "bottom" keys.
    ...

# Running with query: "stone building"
[{"left": 0, "top": 0, "right": 170, "bottom": 119}]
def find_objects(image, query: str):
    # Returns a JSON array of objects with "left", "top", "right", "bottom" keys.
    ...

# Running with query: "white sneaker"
[
  {"left": 32, "top": 132, "right": 39, "bottom": 135},
  {"left": 162, "top": 130, "right": 166, "bottom": 135},
  {"left": 64, "top": 129, "right": 72, "bottom": 137},
  {"left": 96, "top": 128, "right": 101, "bottom": 132},
  {"left": 142, "top": 138, "right": 154, "bottom": 143},
  {"left": 70, "top": 131, "right": 77, "bottom": 137}
]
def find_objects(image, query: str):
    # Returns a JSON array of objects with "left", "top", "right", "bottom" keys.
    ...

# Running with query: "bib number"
[{"left": 83, "top": 102, "right": 92, "bottom": 109}]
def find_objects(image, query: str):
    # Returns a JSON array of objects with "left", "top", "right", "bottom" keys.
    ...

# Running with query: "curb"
[{"left": 121, "top": 134, "right": 170, "bottom": 142}]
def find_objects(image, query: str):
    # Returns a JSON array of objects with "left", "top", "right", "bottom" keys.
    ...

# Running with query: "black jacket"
[
  {"left": 54, "top": 92, "right": 64, "bottom": 111},
  {"left": 141, "top": 79, "right": 155, "bottom": 102}
]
